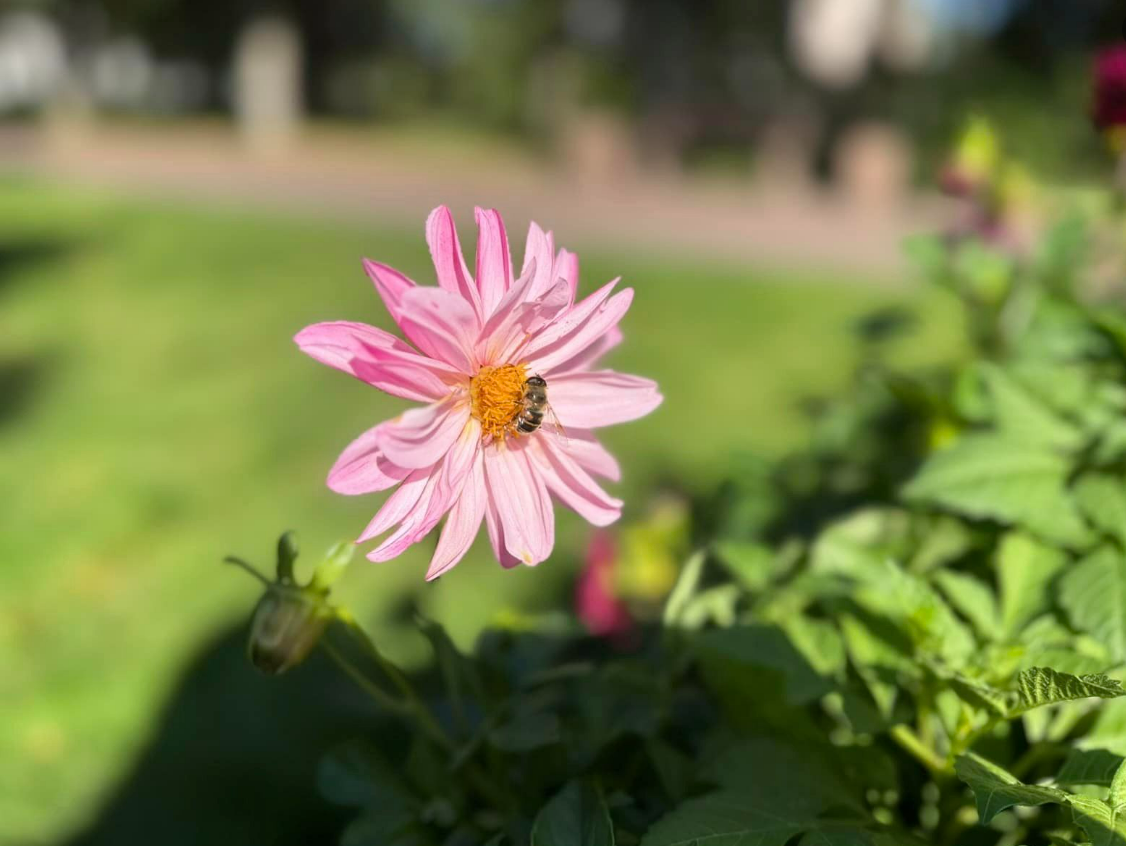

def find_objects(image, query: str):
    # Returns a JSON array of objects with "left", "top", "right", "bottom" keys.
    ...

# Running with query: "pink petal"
[
  {"left": 398, "top": 286, "right": 481, "bottom": 374},
  {"left": 357, "top": 468, "right": 431, "bottom": 542},
  {"left": 523, "top": 281, "right": 633, "bottom": 374},
  {"left": 484, "top": 494, "right": 522, "bottom": 569},
  {"left": 531, "top": 438, "right": 622, "bottom": 527},
  {"left": 427, "top": 205, "right": 482, "bottom": 318},
  {"left": 295, "top": 321, "right": 451, "bottom": 402},
  {"left": 378, "top": 398, "right": 470, "bottom": 468},
  {"left": 479, "top": 270, "right": 570, "bottom": 366},
  {"left": 327, "top": 424, "right": 413, "bottom": 495},
  {"left": 555, "top": 429, "right": 621, "bottom": 482},
  {"left": 426, "top": 450, "right": 487, "bottom": 580},
  {"left": 418, "top": 417, "right": 481, "bottom": 528},
  {"left": 555, "top": 248, "right": 579, "bottom": 304},
  {"left": 550, "top": 325, "right": 623, "bottom": 375},
  {"left": 367, "top": 470, "right": 444, "bottom": 561},
  {"left": 475, "top": 207, "right": 513, "bottom": 317},
  {"left": 483, "top": 442, "right": 554, "bottom": 566},
  {"left": 522, "top": 222, "right": 556, "bottom": 302},
  {"left": 362, "top": 259, "right": 415, "bottom": 327},
  {"left": 547, "top": 370, "right": 662, "bottom": 429}
]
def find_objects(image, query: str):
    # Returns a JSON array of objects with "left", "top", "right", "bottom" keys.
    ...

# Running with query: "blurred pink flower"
[
  {"left": 296, "top": 206, "right": 662, "bottom": 580},
  {"left": 575, "top": 531, "right": 633, "bottom": 637},
  {"left": 1094, "top": 46, "right": 1126, "bottom": 132}
]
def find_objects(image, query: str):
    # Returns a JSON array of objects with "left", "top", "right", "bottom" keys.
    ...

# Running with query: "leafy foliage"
[{"left": 246, "top": 130, "right": 1126, "bottom": 846}]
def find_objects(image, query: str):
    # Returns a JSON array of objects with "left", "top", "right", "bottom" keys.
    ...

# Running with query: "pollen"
[{"left": 470, "top": 364, "right": 527, "bottom": 440}]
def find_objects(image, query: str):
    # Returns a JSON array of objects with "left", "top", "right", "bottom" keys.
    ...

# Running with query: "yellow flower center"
[{"left": 470, "top": 364, "right": 527, "bottom": 441}]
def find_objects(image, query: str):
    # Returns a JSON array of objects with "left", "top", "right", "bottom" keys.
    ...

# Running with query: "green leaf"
[
  {"left": 692, "top": 625, "right": 830, "bottom": 707},
  {"left": 947, "top": 673, "right": 1013, "bottom": 717},
  {"left": 1057, "top": 749, "right": 1125, "bottom": 786},
  {"left": 318, "top": 741, "right": 416, "bottom": 809},
  {"left": 1061, "top": 547, "right": 1126, "bottom": 663},
  {"left": 417, "top": 616, "right": 485, "bottom": 729},
  {"left": 1012, "top": 667, "right": 1125, "bottom": 715},
  {"left": 310, "top": 540, "right": 354, "bottom": 592},
  {"left": 1066, "top": 794, "right": 1126, "bottom": 846},
  {"left": 713, "top": 541, "right": 778, "bottom": 592},
  {"left": 903, "top": 435, "right": 1091, "bottom": 547},
  {"left": 998, "top": 533, "right": 1068, "bottom": 639},
  {"left": 953, "top": 752, "right": 1067, "bottom": 823},
  {"left": 663, "top": 551, "right": 706, "bottom": 627},
  {"left": 532, "top": 780, "right": 615, "bottom": 846},
  {"left": 976, "top": 363, "right": 1083, "bottom": 450},
  {"left": 488, "top": 710, "right": 561, "bottom": 752},
  {"left": 932, "top": 570, "right": 999, "bottom": 641},
  {"left": 1076, "top": 474, "right": 1126, "bottom": 548},
  {"left": 1110, "top": 759, "right": 1126, "bottom": 811},
  {"left": 646, "top": 739, "right": 694, "bottom": 802}
]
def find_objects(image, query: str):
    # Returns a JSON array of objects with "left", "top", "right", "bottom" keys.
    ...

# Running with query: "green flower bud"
[
  {"left": 225, "top": 531, "right": 356, "bottom": 676},
  {"left": 248, "top": 583, "right": 331, "bottom": 675}
]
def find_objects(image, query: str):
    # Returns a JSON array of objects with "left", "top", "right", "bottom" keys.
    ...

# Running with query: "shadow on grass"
[
  {"left": 63, "top": 623, "right": 388, "bottom": 846},
  {"left": 0, "top": 238, "right": 78, "bottom": 294}
]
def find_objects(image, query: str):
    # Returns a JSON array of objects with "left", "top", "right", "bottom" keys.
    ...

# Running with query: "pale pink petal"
[
  {"left": 555, "top": 247, "right": 579, "bottom": 304},
  {"left": 367, "top": 470, "right": 444, "bottom": 561},
  {"left": 362, "top": 259, "right": 415, "bottom": 327},
  {"left": 483, "top": 443, "right": 554, "bottom": 565},
  {"left": 555, "top": 429, "right": 621, "bottom": 482},
  {"left": 484, "top": 494, "right": 522, "bottom": 569},
  {"left": 475, "top": 207, "right": 514, "bottom": 317},
  {"left": 327, "top": 424, "right": 413, "bottom": 495},
  {"left": 548, "top": 370, "right": 662, "bottom": 428},
  {"left": 427, "top": 205, "right": 482, "bottom": 318},
  {"left": 531, "top": 438, "right": 622, "bottom": 527},
  {"left": 398, "top": 286, "right": 481, "bottom": 374},
  {"left": 479, "top": 272, "right": 571, "bottom": 365},
  {"left": 419, "top": 417, "right": 481, "bottom": 528},
  {"left": 357, "top": 468, "right": 431, "bottom": 542},
  {"left": 378, "top": 398, "right": 470, "bottom": 468},
  {"left": 550, "top": 325, "right": 623, "bottom": 375},
  {"left": 427, "top": 451, "right": 487, "bottom": 580},
  {"left": 522, "top": 222, "right": 556, "bottom": 301},
  {"left": 295, "top": 321, "right": 450, "bottom": 402},
  {"left": 523, "top": 281, "right": 633, "bottom": 374}
]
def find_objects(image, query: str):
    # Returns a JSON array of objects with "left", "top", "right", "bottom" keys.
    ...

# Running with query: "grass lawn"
[{"left": 0, "top": 176, "right": 959, "bottom": 843}]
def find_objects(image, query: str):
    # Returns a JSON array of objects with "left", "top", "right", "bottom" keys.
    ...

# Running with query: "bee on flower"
[{"left": 295, "top": 207, "right": 662, "bottom": 579}]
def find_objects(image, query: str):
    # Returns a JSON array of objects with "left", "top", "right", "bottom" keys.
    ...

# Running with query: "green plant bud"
[{"left": 248, "top": 584, "right": 331, "bottom": 675}]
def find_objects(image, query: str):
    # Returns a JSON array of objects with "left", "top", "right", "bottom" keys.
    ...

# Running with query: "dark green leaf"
[
  {"left": 488, "top": 710, "right": 561, "bottom": 752},
  {"left": 953, "top": 753, "right": 1067, "bottom": 823},
  {"left": 318, "top": 741, "right": 415, "bottom": 809},
  {"left": 1057, "top": 748, "right": 1125, "bottom": 786},
  {"left": 532, "top": 780, "right": 615, "bottom": 846},
  {"left": 1067, "top": 794, "right": 1126, "bottom": 846}
]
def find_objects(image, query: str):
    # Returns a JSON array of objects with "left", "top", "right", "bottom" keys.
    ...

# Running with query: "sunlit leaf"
[
  {"left": 953, "top": 753, "right": 1067, "bottom": 823},
  {"left": 532, "top": 780, "right": 615, "bottom": 846}
]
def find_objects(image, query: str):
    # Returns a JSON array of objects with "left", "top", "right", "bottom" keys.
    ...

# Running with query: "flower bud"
[
  {"left": 225, "top": 532, "right": 356, "bottom": 675},
  {"left": 248, "top": 583, "right": 331, "bottom": 675}
]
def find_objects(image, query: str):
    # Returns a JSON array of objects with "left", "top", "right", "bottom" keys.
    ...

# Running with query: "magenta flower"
[
  {"left": 296, "top": 206, "right": 662, "bottom": 579},
  {"left": 1094, "top": 45, "right": 1126, "bottom": 132},
  {"left": 575, "top": 531, "right": 634, "bottom": 638}
]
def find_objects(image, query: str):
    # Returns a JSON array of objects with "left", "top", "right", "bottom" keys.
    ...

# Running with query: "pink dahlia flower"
[
  {"left": 295, "top": 206, "right": 662, "bottom": 580},
  {"left": 1095, "top": 46, "right": 1126, "bottom": 133}
]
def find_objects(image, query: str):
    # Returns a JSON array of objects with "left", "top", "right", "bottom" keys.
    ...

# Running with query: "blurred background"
[{"left": 0, "top": 0, "right": 1123, "bottom": 843}]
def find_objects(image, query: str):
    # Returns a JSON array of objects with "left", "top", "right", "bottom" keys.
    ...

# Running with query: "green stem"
[
  {"left": 890, "top": 725, "right": 950, "bottom": 776},
  {"left": 319, "top": 639, "right": 412, "bottom": 717}
]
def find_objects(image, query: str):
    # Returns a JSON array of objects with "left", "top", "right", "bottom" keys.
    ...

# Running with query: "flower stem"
[{"left": 890, "top": 724, "right": 950, "bottom": 776}]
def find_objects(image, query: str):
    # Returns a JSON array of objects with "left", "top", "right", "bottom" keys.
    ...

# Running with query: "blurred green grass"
[{"left": 0, "top": 176, "right": 958, "bottom": 843}]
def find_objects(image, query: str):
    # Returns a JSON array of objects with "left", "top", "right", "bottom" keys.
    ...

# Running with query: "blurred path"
[{"left": 0, "top": 121, "right": 950, "bottom": 282}]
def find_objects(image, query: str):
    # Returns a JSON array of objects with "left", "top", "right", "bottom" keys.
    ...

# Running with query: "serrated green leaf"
[
  {"left": 1012, "top": 667, "right": 1125, "bottom": 715},
  {"left": 532, "top": 780, "right": 615, "bottom": 846},
  {"left": 1061, "top": 548, "right": 1126, "bottom": 663},
  {"left": 903, "top": 435, "right": 1091, "bottom": 547},
  {"left": 948, "top": 673, "right": 1013, "bottom": 717},
  {"left": 998, "top": 533, "right": 1068, "bottom": 639},
  {"left": 977, "top": 363, "right": 1084, "bottom": 450},
  {"left": 933, "top": 570, "right": 1000, "bottom": 641},
  {"left": 1075, "top": 474, "right": 1126, "bottom": 548},
  {"left": 1067, "top": 794, "right": 1126, "bottom": 846},
  {"left": 954, "top": 752, "right": 1068, "bottom": 823},
  {"left": 1058, "top": 749, "right": 1125, "bottom": 786}
]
